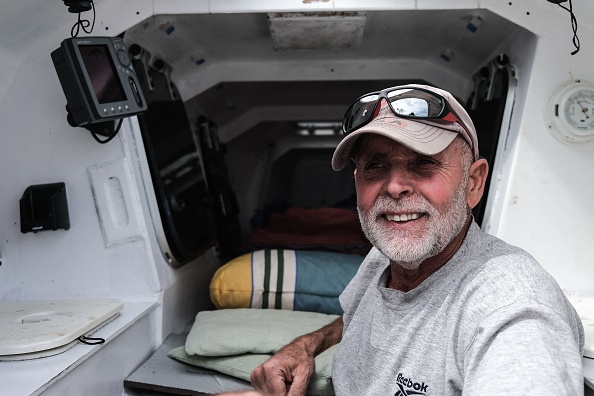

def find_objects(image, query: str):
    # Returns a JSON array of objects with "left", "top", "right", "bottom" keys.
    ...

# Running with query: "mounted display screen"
[
  {"left": 51, "top": 36, "right": 146, "bottom": 126},
  {"left": 78, "top": 44, "right": 127, "bottom": 104}
]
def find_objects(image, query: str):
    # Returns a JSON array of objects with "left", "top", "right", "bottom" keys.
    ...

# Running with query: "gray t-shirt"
[{"left": 333, "top": 222, "right": 584, "bottom": 395}]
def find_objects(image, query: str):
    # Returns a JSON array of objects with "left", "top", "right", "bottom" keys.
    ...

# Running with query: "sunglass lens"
[
  {"left": 343, "top": 94, "right": 379, "bottom": 134},
  {"left": 387, "top": 89, "right": 444, "bottom": 118}
]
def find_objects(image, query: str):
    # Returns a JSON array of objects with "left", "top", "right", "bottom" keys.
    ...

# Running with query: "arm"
[{"left": 250, "top": 316, "right": 343, "bottom": 396}]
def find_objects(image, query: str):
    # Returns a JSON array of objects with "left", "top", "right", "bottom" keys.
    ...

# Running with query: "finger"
[
  {"left": 251, "top": 366, "right": 289, "bottom": 396},
  {"left": 286, "top": 379, "right": 308, "bottom": 396},
  {"left": 285, "top": 369, "right": 312, "bottom": 396},
  {"left": 250, "top": 366, "right": 264, "bottom": 388}
]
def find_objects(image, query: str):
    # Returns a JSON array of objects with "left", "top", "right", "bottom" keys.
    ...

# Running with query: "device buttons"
[
  {"left": 117, "top": 49, "right": 130, "bottom": 67},
  {"left": 129, "top": 77, "right": 143, "bottom": 108}
]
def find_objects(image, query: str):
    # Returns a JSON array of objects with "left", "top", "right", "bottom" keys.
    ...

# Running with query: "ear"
[{"left": 466, "top": 159, "right": 489, "bottom": 209}]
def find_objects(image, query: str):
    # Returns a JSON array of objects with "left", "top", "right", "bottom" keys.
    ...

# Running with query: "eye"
[
  {"left": 417, "top": 158, "right": 437, "bottom": 165},
  {"left": 357, "top": 158, "right": 389, "bottom": 178},
  {"left": 411, "top": 156, "right": 440, "bottom": 171},
  {"left": 365, "top": 161, "right": 384, "bottom": 170},
  {"left": 420, "top": 154, "right": 441, "bottom": 163}
]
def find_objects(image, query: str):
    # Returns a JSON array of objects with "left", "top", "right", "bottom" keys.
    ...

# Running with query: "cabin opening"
[{"left": 122, "top": 9, "right": 530, "bottom": 267}]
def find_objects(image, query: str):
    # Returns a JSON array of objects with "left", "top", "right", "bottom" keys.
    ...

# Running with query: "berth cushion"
[
  {"left": 210, "top": 249, "right": 363, "bottom": 315},
  {"left": 168, "top": 345, "right": 336, "bottom": 396}
]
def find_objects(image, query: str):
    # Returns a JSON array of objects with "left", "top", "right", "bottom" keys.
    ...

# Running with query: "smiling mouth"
[{"left": 385, "top": 213, "right": 423, "bottom": 222}]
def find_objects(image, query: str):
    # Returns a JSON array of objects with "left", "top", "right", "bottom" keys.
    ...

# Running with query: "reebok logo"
[{"left": 394, "top": 373, "right": 428, "bottom": 395}]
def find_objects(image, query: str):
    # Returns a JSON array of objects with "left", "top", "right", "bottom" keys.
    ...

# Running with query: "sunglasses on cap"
[{"left": 341, "top": 86, "right": 475, "bottom": 154}]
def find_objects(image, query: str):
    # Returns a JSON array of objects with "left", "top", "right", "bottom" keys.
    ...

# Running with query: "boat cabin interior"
[{"left": 0, "top": 1, "right": 593, "bottom": 394}]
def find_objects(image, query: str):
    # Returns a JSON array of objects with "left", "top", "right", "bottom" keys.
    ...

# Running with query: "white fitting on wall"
[{"left": 87, "top": 158, "right": 144, "bottom": 248}]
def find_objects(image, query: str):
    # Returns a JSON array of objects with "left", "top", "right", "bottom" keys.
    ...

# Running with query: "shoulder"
[
  {"left": 459, "top": 222, "right": 554, "bottom": 291},
  {"left": 463, "top": 227, "right": 560, "bottom": 303},
  {"left": 454, "top": 226, "right": 582, "bottom": 343}
]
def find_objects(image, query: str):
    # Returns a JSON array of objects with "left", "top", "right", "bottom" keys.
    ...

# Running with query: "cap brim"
[{"left": 332, "top": 117, "right": 458, "bottom": 171}]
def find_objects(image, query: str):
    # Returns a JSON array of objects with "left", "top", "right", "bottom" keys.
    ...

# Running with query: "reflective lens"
[
  {"left": 343, "top": 96, "right": 378, "bottom": 133},
  {"left": 342, "top": 88, "right": 447, "bottom": 135},
  {"left": 388, "top": 89, "right": 444, "bottom": 118}
]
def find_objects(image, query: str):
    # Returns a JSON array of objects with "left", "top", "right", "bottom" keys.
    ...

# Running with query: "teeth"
[{"left": 386, "top": 213, "right": 420, "bottom": 222}]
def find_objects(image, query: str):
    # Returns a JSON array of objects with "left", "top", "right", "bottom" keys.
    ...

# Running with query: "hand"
[
  {"left": 251, "top": 316, "right": 343, "bottom": 396},
  {"left": 250, "top": 342, "right": 315, "bottom": 396},
  {"left": 217, "top": 392, "right": 264, "bottom": 396}
]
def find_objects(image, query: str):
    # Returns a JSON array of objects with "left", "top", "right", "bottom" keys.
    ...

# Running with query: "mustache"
[{"left": 365, "top": 195, "right": 438, "bottom": 216}]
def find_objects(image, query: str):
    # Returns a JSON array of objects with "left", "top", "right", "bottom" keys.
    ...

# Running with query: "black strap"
[{"left": 77, "top": 335, "right": 105, "bottom": 345}]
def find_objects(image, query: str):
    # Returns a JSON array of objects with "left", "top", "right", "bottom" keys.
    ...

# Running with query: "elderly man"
[{"left": 250, "top": 84, "right": 584, "bottom": 395}]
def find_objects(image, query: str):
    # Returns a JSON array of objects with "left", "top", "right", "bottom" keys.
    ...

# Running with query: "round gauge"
[
  {"left": 547, "top": 80, "right": 594, "bottom": 144},
  {"left": 564, "top": 90, "right": 594, "bottom": 130}
]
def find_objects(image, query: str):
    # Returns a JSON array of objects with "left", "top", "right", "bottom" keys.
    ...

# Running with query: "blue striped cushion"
[{"left": 249, "top": 249, "right": 363, "bottom": 315}]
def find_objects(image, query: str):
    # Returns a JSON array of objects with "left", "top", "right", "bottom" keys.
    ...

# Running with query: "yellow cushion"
[{"left": 210, "top": 253, "right": 253, "bottom": 309}]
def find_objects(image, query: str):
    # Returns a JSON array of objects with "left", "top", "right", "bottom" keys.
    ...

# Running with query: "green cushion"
[{"left": 185, "top": 308, "right": 339, "bottom": 356}]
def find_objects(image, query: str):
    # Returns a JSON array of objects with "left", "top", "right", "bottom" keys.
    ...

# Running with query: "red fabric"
[{"left": 249, "top": 207, "right": 371, "bottom": 255}]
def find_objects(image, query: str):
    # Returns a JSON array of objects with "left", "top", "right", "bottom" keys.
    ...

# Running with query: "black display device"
[{"left": 51, "top": 36, "right": 146, "bottom": 127}]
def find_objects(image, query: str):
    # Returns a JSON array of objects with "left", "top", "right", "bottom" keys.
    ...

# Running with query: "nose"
[{"left": 384, "top": 166, "right": 414, "bottom": 198}]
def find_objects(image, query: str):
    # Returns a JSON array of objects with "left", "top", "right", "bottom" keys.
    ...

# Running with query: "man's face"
[{"left": 354, "top": 135, "right": 470, "bottom": 269}]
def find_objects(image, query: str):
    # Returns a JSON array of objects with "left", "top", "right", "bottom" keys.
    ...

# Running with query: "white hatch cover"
[{"left": 0, "top": 299, "right": 123, "bottom": 360}]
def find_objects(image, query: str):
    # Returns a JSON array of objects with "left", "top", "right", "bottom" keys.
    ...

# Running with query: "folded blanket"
[{"left": 249, "top": 207, "right": 371, "bottom": 255}]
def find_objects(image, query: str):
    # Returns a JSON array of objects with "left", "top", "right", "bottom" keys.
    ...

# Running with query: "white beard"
[{"left": 358, "top": 181, "right": 469, "bottom": 270}]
